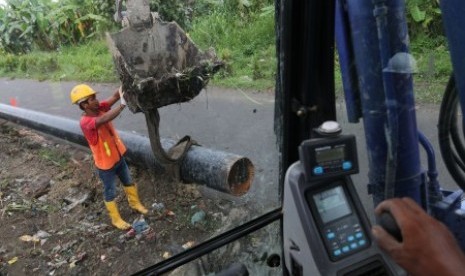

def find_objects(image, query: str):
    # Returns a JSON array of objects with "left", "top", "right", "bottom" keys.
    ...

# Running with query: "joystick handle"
[{"left": 377, "top": 211, "right": 403, "bottom": 242}]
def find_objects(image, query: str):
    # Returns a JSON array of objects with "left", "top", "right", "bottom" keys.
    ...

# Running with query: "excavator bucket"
[
  {"left": 107, "top": 1, "right": 224, "bottom": 113},
  {"left": 103, "top": 1, "right": 252, "bottom": 191}
]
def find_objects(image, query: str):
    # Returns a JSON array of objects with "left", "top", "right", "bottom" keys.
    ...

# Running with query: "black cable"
[
  {"left": 438, "top": 74, "right": 465, "bottom": 190},
  {"left": 448, "top": 98, "right": 465, "bottom": 160},
  {"left": 447, "top": 100, "right": 465, "bottom": 172},
  {"left": 453, "top": 153, "right": 465, "bottom": 172}
]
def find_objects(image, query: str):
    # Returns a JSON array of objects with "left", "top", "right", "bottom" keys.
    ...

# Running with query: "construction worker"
[{"left": 70, "top": 84, "right": 148, "bottom": 230}]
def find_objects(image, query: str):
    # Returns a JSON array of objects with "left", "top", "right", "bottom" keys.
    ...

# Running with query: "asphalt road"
[{"left": 0, "top": 78, "right": 460, "bottom": 216}]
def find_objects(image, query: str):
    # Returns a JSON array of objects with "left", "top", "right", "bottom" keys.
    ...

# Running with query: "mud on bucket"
[{"left": 107, "top": 16, "right": 224, "bottom": 113}]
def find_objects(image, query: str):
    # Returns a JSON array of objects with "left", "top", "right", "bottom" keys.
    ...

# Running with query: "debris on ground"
[
  {"left": 152, "top": 201, "right": 165, "bottom": 212},
  {"left": 182, "top": 241, "right": 196, "bottom": 250},
  {"left": 0, "top": 120, "right": 236, "bottom": 275},
  {"left": 191, "top": 210, "right": 206, "bottom": 226},
  {"left": 0, "top": 119, "right": 260, "bottom": 275}
]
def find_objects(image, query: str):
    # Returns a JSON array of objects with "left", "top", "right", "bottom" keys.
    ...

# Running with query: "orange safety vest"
[{"left": 89, "top": 121, "right": 127, "bottom": 170}]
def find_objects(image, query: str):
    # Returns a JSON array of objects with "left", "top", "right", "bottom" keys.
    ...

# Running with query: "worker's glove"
[{"left": 119, "top": 86, "right": 126, "bottom": 106}]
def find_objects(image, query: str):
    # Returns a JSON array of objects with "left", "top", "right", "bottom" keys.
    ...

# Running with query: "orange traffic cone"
[{"left": 10, "top": 97, "right": 17, "bottom": 107}]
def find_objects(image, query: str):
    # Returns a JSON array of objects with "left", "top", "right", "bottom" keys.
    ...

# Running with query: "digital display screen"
[
  {"left": 315, "top": 146, "right": 345, "bottom": 163},
  {"left": 313, "top": 186, "right": 352, "bottom": 223}
]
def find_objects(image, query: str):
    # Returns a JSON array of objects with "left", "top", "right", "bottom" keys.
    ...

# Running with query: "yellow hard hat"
[{"left": 70, "top": 84, "right": 96, "bottom": 104}]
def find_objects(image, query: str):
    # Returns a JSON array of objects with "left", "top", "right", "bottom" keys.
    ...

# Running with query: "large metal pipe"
[{"left": 0, "top": 103, "right": 253, "bottom": 196}]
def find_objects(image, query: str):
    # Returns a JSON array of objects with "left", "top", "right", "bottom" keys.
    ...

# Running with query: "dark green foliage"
[
  {"left": 0, "top": 0, "right": 114, "bottom": 54},
  {"left": 0, "top": 0, "right": 45, "bottom": 53},
  {"left": 149, "top": 0, "right": 192, "bottom": 29},
  {"left": 190, "top": 0, "right": 274, "bottom": 20},
  {"left": 406, "top": 0, "right": 443, "bottom": 39}
]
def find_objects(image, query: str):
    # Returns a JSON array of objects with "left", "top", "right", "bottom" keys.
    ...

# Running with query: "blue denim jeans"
[{"left": 97, "top": 157, "right": 133, "bottom": 201}]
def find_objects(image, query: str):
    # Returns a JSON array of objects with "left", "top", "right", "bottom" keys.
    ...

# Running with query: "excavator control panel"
[{"left": 283, "top": 122, "right": 402, "bottom": 275}]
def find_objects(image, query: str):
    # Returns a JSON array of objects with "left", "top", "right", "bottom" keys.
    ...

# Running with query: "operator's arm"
[
  {"left": 372, "top": 197, "right": 465, "bottom": 276},
  {"left": 104, "top": 87, "right": 121, "bottom": 107},
  {"left": 95, "top": 104, "right": 125, "bottom": 127}
]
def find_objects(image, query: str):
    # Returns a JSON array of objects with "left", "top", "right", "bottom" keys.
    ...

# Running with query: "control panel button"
[
  {"left": 342, "top": 161, "right": 352, "bottom": 170},
  {"left": 318, "top": 121, "right": 342, "bottom": 135},
  {"left": 313, "top": 166, "right": 324, "bottom": 175},
  {"left": 322, "top": 219, "right": 370, "bottom": 260}
]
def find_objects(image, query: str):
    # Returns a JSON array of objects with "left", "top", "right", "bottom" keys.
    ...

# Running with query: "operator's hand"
[
  {"left": 118, "top": 86, "right": 126, "bottom": 106},
  {"left": 372, "top": 197, "right": 465, "bottom": 276}
]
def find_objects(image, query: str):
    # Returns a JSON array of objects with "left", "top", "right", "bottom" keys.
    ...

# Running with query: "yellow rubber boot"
[
  {"left": 104, "top": 201, "right": 131, "bottom": 230},
  {"left": 124, "top": 185, "right": 148, "bottom": 214}
]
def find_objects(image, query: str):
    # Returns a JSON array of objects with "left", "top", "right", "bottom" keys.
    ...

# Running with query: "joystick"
[{"left": 377, "top": 211, "right": 403, "bottom": 242}]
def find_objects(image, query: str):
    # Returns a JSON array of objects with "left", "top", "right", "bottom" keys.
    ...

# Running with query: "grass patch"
[
  {"left": 183, "top": 10, "right": 276, "bottom": 90},
  {"left": 0, "top": 9, "right": 277, "bottom": 91},
  {"left": 411, "top": 36, "right": 452, "bottom": 104},
  {"left": 413, "top": 79, "right": 449, "bottom": 104},
  {"left": 54, "top": 39, "right": 117, "bottom": 82},
  {"left": 38, "top": 148, "right": 70, "bottom": 167},
  {"left": 0, "top": 39, "right": 117, "bottom": 82}
]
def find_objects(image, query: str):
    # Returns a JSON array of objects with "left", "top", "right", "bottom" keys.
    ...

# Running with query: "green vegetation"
[
  {"left": 0, "top": 0, "right": 454, "bottom": 102},
  {"left": 38, "top": 148, "right": 70, "bottom": 167},
  {"left": 0, "top": 40, "right": 116, "bottom": 81},
  {"left": 0, "top": 0, "right": 113, "bottom": 53},
  {"left": 0, "top": 0, "right": 276, "bottom": 90},
  {"left": 189, "top": 4, "right": 275, "bottom": 90}
]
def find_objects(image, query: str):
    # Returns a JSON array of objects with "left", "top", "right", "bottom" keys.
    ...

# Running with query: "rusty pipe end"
[{"left": 227, "top": 157, "right": 254, "bottom": 196}]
